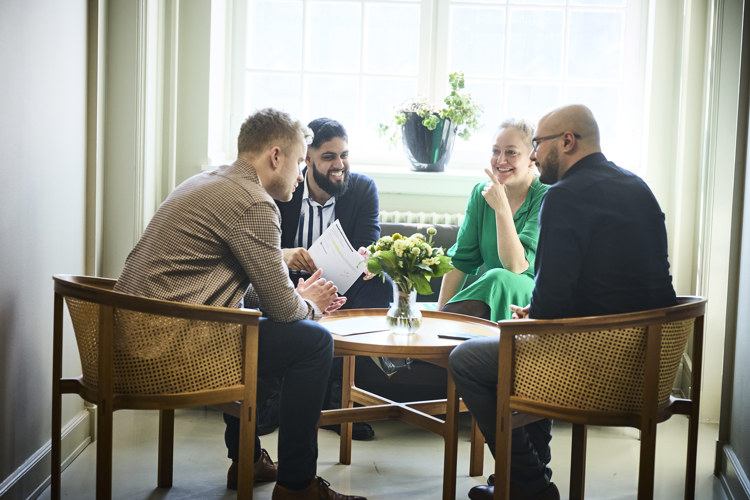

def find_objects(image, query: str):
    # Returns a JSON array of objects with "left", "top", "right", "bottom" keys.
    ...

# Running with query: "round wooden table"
[{"left": 319, "top": 309, "right": 498, "bottom": 500}]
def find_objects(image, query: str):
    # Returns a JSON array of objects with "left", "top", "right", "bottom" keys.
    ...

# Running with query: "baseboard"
[
  {"left": 0, "top": 408, "right": 93, "bottom": 500},
  {"left": 717, "top": 442, "right": 750, "bottom": 500}
]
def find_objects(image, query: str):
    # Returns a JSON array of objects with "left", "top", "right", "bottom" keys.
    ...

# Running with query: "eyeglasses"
[{"left": 531, "top": 132, "right": 581, "bottom": 151}]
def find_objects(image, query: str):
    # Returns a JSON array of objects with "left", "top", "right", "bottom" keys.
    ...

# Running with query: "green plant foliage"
[{"left": 377, "top": 71, "right": 483, "bottom": 146}]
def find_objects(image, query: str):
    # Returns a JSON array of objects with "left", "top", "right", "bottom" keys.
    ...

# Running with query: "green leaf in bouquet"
[{"left": 409, "top": 272, "right": 432, "bottom": 295}]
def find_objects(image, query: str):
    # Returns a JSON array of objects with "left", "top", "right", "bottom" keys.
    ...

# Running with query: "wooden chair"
[
  {"left": 493, "top": 296, "right": 707, "bottom": 500},
  {"left": 51, "top": 274, "right": 262, "bottom": 499}
]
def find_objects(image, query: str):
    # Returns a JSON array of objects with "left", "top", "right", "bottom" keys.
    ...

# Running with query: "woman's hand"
[{"left": 481, "top": 168, "right": 511, "bottom": 214}]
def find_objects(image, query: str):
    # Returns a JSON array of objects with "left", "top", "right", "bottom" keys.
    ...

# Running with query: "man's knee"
[
  {"left": 296, "top": 319, "right": 334, "bottom": 355},
  {"left": 449, "top": 337, "right": 498, "bottom": 379}
]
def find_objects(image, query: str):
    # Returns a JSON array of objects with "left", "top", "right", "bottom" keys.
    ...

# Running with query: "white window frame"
[{"left": 209, "top": 0, "right": 649, "bottom": 176}]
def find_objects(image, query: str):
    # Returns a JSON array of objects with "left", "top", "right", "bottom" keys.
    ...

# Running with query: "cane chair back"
[
  {"left": 493, "top": 296, "right": 706, "bottom": 500},
  {"left": 51, "top": 274, "right": 261, "bottom": 499}
]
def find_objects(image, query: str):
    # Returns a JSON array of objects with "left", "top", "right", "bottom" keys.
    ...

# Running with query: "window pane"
[
  {"left": 571, "top": 0, "right": 625, "bottom": 6},
  {"left": 362, "top": 77, "right": 419, "bottom": 136},
  {"left": 507, "top": 8, "right": 564, "bottom": 78},
  {"left": 450, "top": 6, "right": 505, "bottom": 77},
  {"left": 306, "top": 2, "right": 361, "bottom": 72},
  {"left": 363, "top": 4, "right": 420, "bottom": 75},
  {"left": 245, "top": 73, "right": 302, "bottom": 117},
  {"left": 508, "top": 0, "right": 563, "bottom": 4},
  {"left": 247, "top": 1, "right": 303, "bottom": 70},
  {"left": 567, "top": 11, "right": 623, "bottom": 80},
  {"left": 463, "top": 80, "right": 502, "bottom": 136},
  {"left": 505, "top": 83, "right": 562, "bottom": 124},
  {"left": 304, "top": 75, "right": 359, "bottom": 128}
]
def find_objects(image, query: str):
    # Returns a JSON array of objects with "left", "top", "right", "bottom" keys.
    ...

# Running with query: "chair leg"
[
  {"left": 51, "top": 389, "right": 62, "bottom": 499},
  {"left": 685, "top": 414, "right": 698, "bottom": 500},
  {"left": 51, "top": 293, "right": 63, "bottom": 500},
  {"left": 637, "top": 423, "right": 657, "bottom": 500},
  {"left": 158, "top": 409, "right": 175, "bottom": 488},
  {"left": 237, "top": 399, "right": 255, "bottom": 499},
  {"left": 96, "top": 402, "right": 113, "bottom": 500},
  {"left": 569, "top": 424, "right": 587, "bottom": 500},
  {"left": 469, "top": 417, "right": 484, "bottom": 477}
]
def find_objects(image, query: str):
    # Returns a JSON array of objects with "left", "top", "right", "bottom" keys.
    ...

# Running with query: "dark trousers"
[
  {"left": 449, "top": 336, "right": 552, "bottom": 495},
  {"left": 223, "top": 317, "right": 333, "bottom": 486},
  {"left": 342, "top": 273, "right": 393, "bottom": 310}
]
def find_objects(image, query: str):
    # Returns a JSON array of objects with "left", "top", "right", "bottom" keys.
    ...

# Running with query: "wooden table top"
[{"left": 321, "top": 308, "right": 498, "bottom": 359}]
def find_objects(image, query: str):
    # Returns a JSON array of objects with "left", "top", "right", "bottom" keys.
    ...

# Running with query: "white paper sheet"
[
  {"left": 307, "top": 219, "right": 367, "bottom": 294},
  {"left": 325, "top": 316, "right": 389, "bottom": 336}
]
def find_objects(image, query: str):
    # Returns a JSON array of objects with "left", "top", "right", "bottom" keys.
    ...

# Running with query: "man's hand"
[
  {"left": 509, "top": 304, "right": 530, "bottom": 319},
  {"left": 296, "top": 269, "right": 340, "bottom": 313},
  {"left": 283, "top": 247, "right": 317, "bottom": 274},
  {"left": 358, "top": 247, "right": 376, "bottom": 280}
]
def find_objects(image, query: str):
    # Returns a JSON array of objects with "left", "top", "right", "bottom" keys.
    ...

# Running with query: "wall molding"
[{"left": 0, "top": 409, "right": 92, "bottom": 500}]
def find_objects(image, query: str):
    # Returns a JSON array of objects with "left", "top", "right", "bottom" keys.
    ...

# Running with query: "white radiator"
[{"left": 379, "top": 210, "right": 464, "bottom": 226}]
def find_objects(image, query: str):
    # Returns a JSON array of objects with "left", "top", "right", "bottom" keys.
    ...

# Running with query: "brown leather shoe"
[
  {"left": 226, "top": 448, "right": 278, "bottom": 489},
  {"left": 468, "top": 481, "right": 559, "bottom": 500},
  {"left": 272, "top": 477, "right": 366, "bottom": 499}
]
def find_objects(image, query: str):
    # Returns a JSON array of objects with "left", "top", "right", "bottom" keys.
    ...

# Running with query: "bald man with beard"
[{"left": 449, "top": 105, "right": 676, "bottom": 500}]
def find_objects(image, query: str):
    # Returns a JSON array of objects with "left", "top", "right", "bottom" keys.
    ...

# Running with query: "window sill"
[
  {"left": 203, "top": 162, "right": 484, "bottom": 197},
  {"left": 355, "top": 165, "right": 483, "bottom": 197}
]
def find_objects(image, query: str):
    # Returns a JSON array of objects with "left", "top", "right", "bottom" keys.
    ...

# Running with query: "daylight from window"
[{"left": 223, "top": 0, "right": 644, "bottom": 173}]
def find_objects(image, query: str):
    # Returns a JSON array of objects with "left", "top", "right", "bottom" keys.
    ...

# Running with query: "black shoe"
[
  {"left": 468, "top": 481, "right": 559, "bottom": 500},
  {"left": 321, "top": 422, "right": 375, "bottom": 441}
]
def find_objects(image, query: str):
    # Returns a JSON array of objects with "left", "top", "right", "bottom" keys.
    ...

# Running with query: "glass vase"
[{"left": 386, "top": 282, "right": 423, "bottom": 335}]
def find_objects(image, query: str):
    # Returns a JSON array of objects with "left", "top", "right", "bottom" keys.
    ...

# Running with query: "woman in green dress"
[{"left": 438, "top": 118, "right": 548, "bottom": 321}]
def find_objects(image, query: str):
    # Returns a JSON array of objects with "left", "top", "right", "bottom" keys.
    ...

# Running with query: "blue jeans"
[
  {"left": 449, "top": 336, "right": 552, "bottom": 495},
  {"left": 224, "top": 317, "right": 333, "bottom": 487}
]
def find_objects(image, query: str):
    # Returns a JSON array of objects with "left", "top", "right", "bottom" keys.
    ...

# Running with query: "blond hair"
[
  {"left": 497, "top": 118, "right": 535, "bottom": 151},
  {"left": 237, "top": 108, "right": 312, "bottom": 155}
]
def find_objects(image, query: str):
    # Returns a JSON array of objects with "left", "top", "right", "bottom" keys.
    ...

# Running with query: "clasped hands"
[{"left": 285, "top": 246, "right": 376, "bottom": 315}]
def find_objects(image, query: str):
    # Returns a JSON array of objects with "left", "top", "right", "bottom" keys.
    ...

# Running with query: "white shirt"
[{"left": 293, "top": 180, "right": 337, "bottom": 249}]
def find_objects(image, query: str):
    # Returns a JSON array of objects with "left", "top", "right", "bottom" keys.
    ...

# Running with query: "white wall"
[{"left": 0, "top": 1, "right": 90, "bottom": 498}]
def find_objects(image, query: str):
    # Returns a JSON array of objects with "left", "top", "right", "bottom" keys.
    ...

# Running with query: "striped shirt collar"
[{"left": 295, "top": 176, "right": 337, "bottom": 249}]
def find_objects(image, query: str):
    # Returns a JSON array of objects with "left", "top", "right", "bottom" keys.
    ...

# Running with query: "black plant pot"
[{"left": 401, "top": 112, "right": 457, "bottom": 172}]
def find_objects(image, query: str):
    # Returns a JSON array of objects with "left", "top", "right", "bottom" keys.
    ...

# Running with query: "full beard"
[
  {"left": 538, "top": 147, "right": 561, "bottom": 185},
  {"left": 312, "top": 161, "right": 350, "bottom": 196}
]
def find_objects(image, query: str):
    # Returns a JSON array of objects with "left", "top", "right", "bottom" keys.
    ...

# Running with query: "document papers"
[
  {"left": 325, "top": 316, "right": 389, "bottom": 336},
  {"left": 307, "top": 219, "right": 367, "bottom": 294}
]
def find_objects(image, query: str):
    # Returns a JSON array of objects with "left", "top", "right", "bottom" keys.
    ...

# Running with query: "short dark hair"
[
  {"left": 307, "top": 118, "right": 348, "bottom": 149},
  {"left": 238, "top": 108, "right": 311, "bottom": 155}
]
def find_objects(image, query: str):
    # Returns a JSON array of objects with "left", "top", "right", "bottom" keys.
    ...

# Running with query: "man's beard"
[
  {"left": 311, "top": 161, "right": 350, "bottom": 196},
  {"left": 538, "top": 147, "right": 561, "bottom": 185}
]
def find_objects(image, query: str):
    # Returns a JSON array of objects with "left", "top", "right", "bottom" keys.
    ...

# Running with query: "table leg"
[
  {"left": 339, "top": 355, "right": 354, "bottom": 465},
  {"left": 469, "top": 417, "right": 485, "bottom": 476},
  {"left": 442, "top": 370, "right": 460, "bottom": 500}
]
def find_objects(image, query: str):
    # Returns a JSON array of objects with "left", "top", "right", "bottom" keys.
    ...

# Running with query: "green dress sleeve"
[{"left": 447, "top": 182, "right": 489, "bottom": 275}]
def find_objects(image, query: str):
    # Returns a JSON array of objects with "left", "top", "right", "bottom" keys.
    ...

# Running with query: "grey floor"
[{"left": 40, "top": 408, "right": 729, "bottom": 500}]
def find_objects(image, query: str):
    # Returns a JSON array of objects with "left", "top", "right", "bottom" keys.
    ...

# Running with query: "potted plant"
[{"left": 378, "top": 71, "right": 482, "bottom": 172}]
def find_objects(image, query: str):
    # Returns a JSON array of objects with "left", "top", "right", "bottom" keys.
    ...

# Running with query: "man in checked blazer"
[{"left": 115, "top": 109, "right": 366, "bottom": 500}]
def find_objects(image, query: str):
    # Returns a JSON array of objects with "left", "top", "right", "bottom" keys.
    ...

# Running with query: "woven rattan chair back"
[
  {"left": 493, "top": 296, "right": 706, "bottom": 500},
  {"left": 511, "top": 318, "right": 694, "bottom": 414},
  {"left": 51, "top": 274, "right": 261, "bottom": 500}
]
